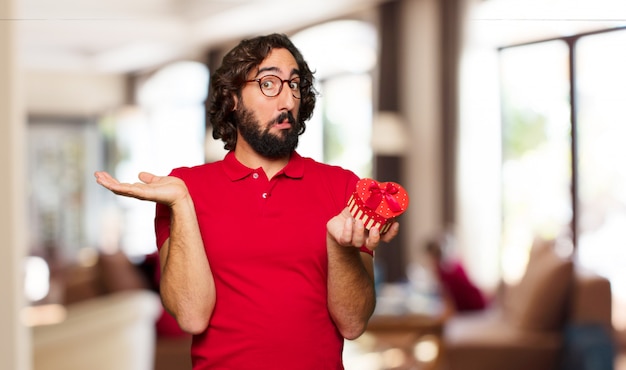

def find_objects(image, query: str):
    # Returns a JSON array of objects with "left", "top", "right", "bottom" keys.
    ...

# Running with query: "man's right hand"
[{"left": 94, "top": 171, "right": 189, "bottom": 207}]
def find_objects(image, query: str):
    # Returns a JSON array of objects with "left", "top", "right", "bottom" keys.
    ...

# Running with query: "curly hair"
[{"left": 207, "top": 33, "right": 318, "bottom": 151}]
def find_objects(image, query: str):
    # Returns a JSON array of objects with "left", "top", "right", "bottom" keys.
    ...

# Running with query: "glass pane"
[
  {"left": 109, "top": 61, "right": 208, "bottom": 257},
  {"left": 499, "top": 40, "right": 571, "bottom": 283},
  {"left": 320, "top": 74, "right": 373, "bottom": 178},
  {"left": 576, "top": 30, "right": 626, "bottom": 319},
  {"left": 292, "top": 20, "right": 377, "bottom": 176},
  {"left": 27, "top": 118, "right": 97, "bottom": 260}
]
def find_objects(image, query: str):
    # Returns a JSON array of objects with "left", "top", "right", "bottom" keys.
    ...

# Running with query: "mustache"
[{"left": 273, "top": 112, "right": 296, "bottom": 126}]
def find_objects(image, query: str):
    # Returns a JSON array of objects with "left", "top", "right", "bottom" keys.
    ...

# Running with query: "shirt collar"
[{"left": 223, "top": 151, "right": 305, "bottom": 181}]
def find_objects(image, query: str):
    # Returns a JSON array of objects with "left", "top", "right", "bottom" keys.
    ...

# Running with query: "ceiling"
[
  {"left": 15, "top": 0, "right": 388, "bottom": 74},
  {"left": 472, "top": 0, "right": 626, "bottom": 46},
  {"left": 14, "top": 0, "right": 626, "bottom": 75}
]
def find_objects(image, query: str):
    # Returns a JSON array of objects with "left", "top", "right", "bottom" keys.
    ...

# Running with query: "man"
[{"left": 95, "top": 33, "right": 399, "bottom": 369}]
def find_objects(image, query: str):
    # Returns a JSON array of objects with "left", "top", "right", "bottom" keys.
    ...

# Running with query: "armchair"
[{"left": 440, "top": 239, "right": 614, "bottom": 370}]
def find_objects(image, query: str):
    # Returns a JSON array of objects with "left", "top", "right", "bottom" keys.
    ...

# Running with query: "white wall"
[
  {"left": 24, "top": 70, "right": 126, "bottom": 116},
  {"left": 400, "top": 0, "right": 443, "bottom": 264},
  {"left": 399, "top": 0, "right": 503, "bottom": 291},
  {"left": 0, "top": 17, "right": 126, "bottom": 370},
  {"left": 456, "top": 0, "right": 503, "bottom": 291},
  {"left": 0, "top": 0, "right": 31, "bottom": 369}
]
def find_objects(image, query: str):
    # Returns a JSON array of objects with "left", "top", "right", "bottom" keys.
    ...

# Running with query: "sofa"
[
  {"left": 34, "top": 249, "right": 193, "bottom": 370},
  {"left": 440, "top": 238, "right": 615, "bottom": 370}
]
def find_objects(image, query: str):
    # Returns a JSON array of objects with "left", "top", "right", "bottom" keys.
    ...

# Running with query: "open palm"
[{"left": 94, "top": 171, "right": 188, "bottom": 207}]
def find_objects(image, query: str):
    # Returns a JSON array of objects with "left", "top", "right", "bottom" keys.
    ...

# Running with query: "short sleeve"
[{"left": 154, "top": 168, "right": 184, "bottom": 250}]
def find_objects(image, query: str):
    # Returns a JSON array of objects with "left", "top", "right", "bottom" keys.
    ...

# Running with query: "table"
[
  {"left": 359, "top": 312, "right": 446, "bottom": 370},
  {"left": 346, "top": 280, "right": 452, "bottom": 369}
]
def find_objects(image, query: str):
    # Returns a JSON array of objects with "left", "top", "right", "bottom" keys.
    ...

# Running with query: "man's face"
[{"left": 234, "top": 48, "right": 302, "bottom": 158}]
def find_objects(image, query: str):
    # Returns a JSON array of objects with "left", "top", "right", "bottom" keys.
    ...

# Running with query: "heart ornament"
[{"left": 347, "top": 178, "right": 409, "bottom": 234}]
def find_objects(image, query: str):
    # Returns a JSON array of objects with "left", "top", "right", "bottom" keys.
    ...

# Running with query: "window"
[
  {"left": 499, "top": 40, "right": 572, "bottom": 282},
  {"left": 292, "top": 20, "right": 377, "bottom": 178},
  {"left": 576, "top": 30, "right": 626, "bottom": 318},
  {"left": 27, "top": 117, "right": 100, "bottom": 260},
  {"left": 499, "top": 27, "right": 626, "bottom": 327},
  {"left": 108, "top": 61, "right": 208, "bottom": 257}
]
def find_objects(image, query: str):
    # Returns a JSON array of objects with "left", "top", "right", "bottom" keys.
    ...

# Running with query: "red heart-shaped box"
[{"left": 347, "top": 178, "right": 409, "bottom": 233}]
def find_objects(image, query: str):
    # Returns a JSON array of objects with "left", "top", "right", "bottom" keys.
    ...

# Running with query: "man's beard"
[{"left": 235, "top": 106, "right": 300, "bottom": 159}]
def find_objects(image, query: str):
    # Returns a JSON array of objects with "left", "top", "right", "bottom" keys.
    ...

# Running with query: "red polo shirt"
[{"left": 155, "top": 151, "right": 366, "bottom": 369}]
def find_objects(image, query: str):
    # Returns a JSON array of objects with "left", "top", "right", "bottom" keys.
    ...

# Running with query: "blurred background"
[{"left": 3, "top": 0, "right": 626, "bottom": 369}]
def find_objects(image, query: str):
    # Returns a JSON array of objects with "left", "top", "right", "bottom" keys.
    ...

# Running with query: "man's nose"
[{"left": 277, "top": 83, "right": 297, "bottom": 110}]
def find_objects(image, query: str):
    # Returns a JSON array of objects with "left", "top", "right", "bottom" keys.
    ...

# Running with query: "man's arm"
[
  {"left": 159, "top": 193, "right": 215, "bottom": 334},
  {"left": 94, "top": 171, "right": 215, "bottom": 334},
  {"left": 326, "top": 208, "right": 399, "bottom": 339}
]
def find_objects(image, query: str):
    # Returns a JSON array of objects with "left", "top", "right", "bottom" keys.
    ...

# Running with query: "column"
[{"left": 0, "top": 0, "right": 31, "bottom": 369}]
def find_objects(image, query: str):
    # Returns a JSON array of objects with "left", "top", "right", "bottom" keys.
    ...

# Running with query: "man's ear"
[{"left": 232, "top": 95, "right": 238, "bottom": 111}]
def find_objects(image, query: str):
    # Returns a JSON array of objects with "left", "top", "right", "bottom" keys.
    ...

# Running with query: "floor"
[
  {"left": 344, "top": 334, "right": 626, "bottom": 370},
  {"left": 343, "top": 333, "right": 441, "bottom": 370},
  {"left": 344, "top": 294, "right": 626, "bottom": 370},
  {"left": 145, "top": 311, "right": 626, "bottom": 369},
  {"left": 343, "top": 337, "right": 418, "bottom": 370}
]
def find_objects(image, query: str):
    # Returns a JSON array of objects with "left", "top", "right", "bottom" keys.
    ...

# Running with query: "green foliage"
[
  {"left": 323, "top": 115, "right": 345, "bottom": 163},
  {"left": 502, "top": 104, "right": 548, "bottom": 160}
]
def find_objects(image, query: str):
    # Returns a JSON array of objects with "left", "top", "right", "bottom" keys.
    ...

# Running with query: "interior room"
[{"left": 2, "top": 0, "right": 626, "bottom": 369}]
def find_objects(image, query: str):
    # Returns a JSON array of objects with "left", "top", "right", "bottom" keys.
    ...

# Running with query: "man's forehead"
[
  {"left": 253, "top": 49, "right": 300, "bottom": 77},
  {"left": 255, "top": 65, "right": 300, "bottom": 76}
]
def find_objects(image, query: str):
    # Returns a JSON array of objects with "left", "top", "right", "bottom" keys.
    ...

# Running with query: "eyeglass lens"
[{"left": 258, "top": 75, "right": 301, "bottom": 98}]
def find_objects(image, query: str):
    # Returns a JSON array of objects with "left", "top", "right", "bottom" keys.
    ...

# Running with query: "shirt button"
[
  {"left": 252, "top": 173, "right": 259, "bottom": 179},
  {"left": 262, "top": 193, "right": 268, "bottom": 199}
]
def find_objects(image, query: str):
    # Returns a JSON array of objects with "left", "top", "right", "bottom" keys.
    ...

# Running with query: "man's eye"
[
  {"left": 289, "top": 80, "right": 300, "bottom": 90},
  {"left": 261, "top": 80, "right": 276, "bottom": 89}
]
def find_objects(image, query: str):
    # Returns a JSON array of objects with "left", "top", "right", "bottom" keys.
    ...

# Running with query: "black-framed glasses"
[{"left": 245, "top": 75, "right": 302, "bottom": 99}]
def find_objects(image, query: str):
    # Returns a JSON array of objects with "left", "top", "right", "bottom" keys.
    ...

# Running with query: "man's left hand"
[{"left": 327, "top": 207, "right": 399, "bottom": 251}]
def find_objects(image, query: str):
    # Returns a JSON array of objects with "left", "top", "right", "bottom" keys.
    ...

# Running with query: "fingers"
[
  {"left": 94, "top": 171, "right": 148, "bottom": 199},
  {"left": 138, "top": 171, "right": 158, "bottom": 184},
  {"left": 329, "top": 209, "right": 400, "bottom": 250},
  {"left": 334, "top": 216, "right": 370, "bottom": 248},
  {"left": 362, "top": 222, "right": 400, "bottom": 251},
  {"left": 364, "top": 227, "right": 380, "bottom": 251},
  {"left": 331, "top": 214, "right": 364, "bottom": 247},
  {"left": 338, "top": 216, "right": 354, "bottom": 245},
  {"left": 94, "top": 171, "right": 119, "bottom": 189},
  {"left": 380, "top": 222, "right": 400, "bottom": 243},
  {"left": 350, "top": 218, "right": 366, "bottom": 247}
]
